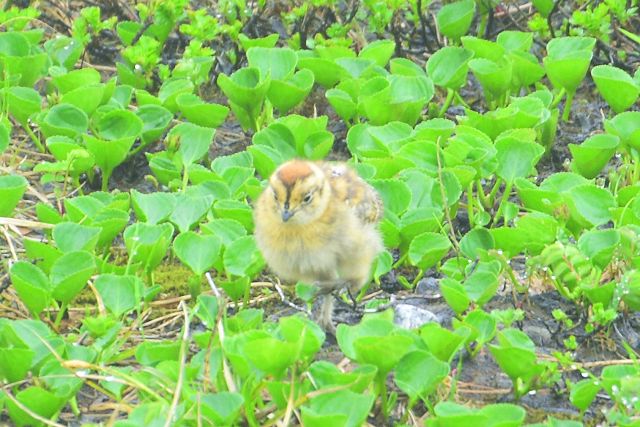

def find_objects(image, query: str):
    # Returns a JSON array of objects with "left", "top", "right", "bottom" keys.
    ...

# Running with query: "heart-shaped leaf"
[
  {"left": 10, "top": 261, "right": 51, "bottom": 316},
  {"left": 50, "top": 251, "right": 96, "bottom": 303},
  {"left": 173, "top": 231, "right": 222, "bottom": 276}
]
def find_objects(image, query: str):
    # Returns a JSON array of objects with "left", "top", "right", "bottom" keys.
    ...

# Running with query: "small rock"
[
  {"left": 415, "top": 277, "right": 440, "bottom": 297},
  {"left": 523, "top": 324, "right": 552, "bottom": 346},
  {"left": 394, "top": 304, "right": 439, "bottom": 329}
]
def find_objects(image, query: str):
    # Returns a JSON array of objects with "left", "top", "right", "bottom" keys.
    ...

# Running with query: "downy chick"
[{"left": 253, "top": 159, "right": 384, "bottom": 331}]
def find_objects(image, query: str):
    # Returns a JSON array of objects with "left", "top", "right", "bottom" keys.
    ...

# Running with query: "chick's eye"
[{"left": 303, "top": 193, "right": 313, "bottom": 204}]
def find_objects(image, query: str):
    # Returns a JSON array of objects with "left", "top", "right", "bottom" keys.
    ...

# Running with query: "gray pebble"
[{"left": 394, "top": 303, "right": 439, "bottom": 329}]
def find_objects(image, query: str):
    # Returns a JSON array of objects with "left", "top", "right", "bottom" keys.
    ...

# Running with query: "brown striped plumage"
[{"left": 253, "top": 160, "right": 384, "bottom": 332}]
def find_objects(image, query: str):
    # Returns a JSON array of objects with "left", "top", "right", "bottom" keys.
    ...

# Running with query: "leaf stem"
[
  {"left": 21, "top": 121, "right": 45, "bottom": 152},
  {"left": 562, "top": 91, "right": 575, "bottom": 122},
  {"left": 550, "top": 88, "right": 566, "bottom": 109},
  {"left": 377, "top": 375, "right": 389, "bottom": 419},
  {"left": 101, "top": 169, "right": 111, "bottom": 192},
  {"left": 181, "top": 165, "right": 190, "bottom": 191},
  {"left": 487, "top": 177, "right": 502, "bottom": 207},
  {"left": 54, "top": 301, "right": 68, "bottom": 330},
  {"left": 411, "top": 269, "right": 425, "bottom": 288},
  {"left": 454, "top": 91, "right": 470, "bottom": 109},
  {"left": 392, "top": 253, "right": 408, "bottom": 269},
  {"left": 438, "top": 89, "right": 455, "bottom": 118},
  {"left": 493, "top": 180, "right": 513, "bottom": 227},
  {"left": 476, "top": 179, "right": 490, "bottom": 209},
  {"left": 467, "top": 183, "right": 475, "bottom": 229},
  {"left": 126, "top": 141, "right": 151, "bottom": 161}
]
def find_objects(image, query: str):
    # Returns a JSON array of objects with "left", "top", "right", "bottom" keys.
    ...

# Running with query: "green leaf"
[
  {"left": 176, "top": 93, "right": 229, "bottom": 128},
  {"left": 123, "top": 222, "right": 175, "bottom": 273},
  {"left": 336, "top": 317, "right": 398, "bottom": 361},
  {"left": 459, "top": 227, "right": 494, "bottom": 259},
  {"left": 194, "top": 294, "right": 219, "bottom": 329},
  {"left": 85, "top": 110, "right": 143, "bottom": 190},
  {"left": 169, "top": 193, "right": 213, "bottom": 233},
  {"left": 302, "top": 390, "right": 375, "bottom": 427},
  {"left": 3, "top": 87, "right": 42, "bottom": 126},
  {"left": 408, "top": 232, "right": 452, "bottom": 270},
  {"left": 44, "top": 36, "right": 83, "bottom": 70},
  {"left": 6, "top": 386, "right": 66, "bottom": 427},
  {"left": 244, "top": 337, "right": 297, "bottom": 377},
  {"left": 455, "top": 309, "right": 497, "bottom": 347},
  {"left": 543, "top": 36, "right": 595, "bottom": 95},
  {"left": 310, "top": 361, "right": 377, "bottom": 394},
  {"left": 395, "top": 350, "right": 450, "bottom": 401},
  {"left": 50, "top": 251, "right": 96, "bottom": 303},
  {"left": 0, "top": 121, "right": 8, "bottom": 154},
  {"left": 461, "top": 36, "right": 506, "bottom": 62},
  {"left": 359, "top": 40, "right": 396, "bottom": 67},
  {"left": 131, "top": 190, "right": 176, "bottom": 224},
  {"left": 8, "top": 320, "right": 65, "bottom": 370},
  {"left": 469, "top": 57, "right": 512, "bottom": 103},
  {"left": 463, "top": 270, "right": 499, "bottom": 305},
  {"left": 51, "top": 68, "right": 101, "bottom": 94},
  {"left": 353, "top": 334, "right": 415, "bottom": 375},
  {"left": 277, "top": 315, "right": 325, "bottom": 361},
  {"left": 158, "top": 78, "right": 194, "bottom": 113},
  {"left": 213, "top": 199, "right": 254, "bottom": 231},
  {"left": 136, "top": 104, "right": 174, "bottom": 144},
  {"left": 173, "top": 231, "right": 222, "bottom": 276},
  {"left": 10, "top": 261, "right": 51, "bottom": 316},
  {"left": 419, "top": 322, "right": 466, "bottom": 363},
  {"left": 217, "top": 67, "right": 270, "bottom": 131},
  {"left": 439, "top": 278, "right": 471, "bottom": 315},
  {"left": 430, "top": 401, "right": 489, "bottom": 425},
  {"left": 223, "top": 236, "right": 264, "bottom": 277},
  {"left": 370, "top": 179, "right": 412, "bottom": 216},
  {"left": 39, "top": 358, "right": 84, "bottom": 399},
  {"left": 238, "top": 33, "right": 279, "bottom": 50},
  {"left": 604, "top": 111, "right": 640, "bottom": 152},
  {"left": 569, "top": 133, "right": 619, "bottom": 179},
  {"left": 168, "top": 122, "right": 215, "bottom": 168},
  {"left": 495, "top": 137, "right": 544, "bottom": 182},
  {"left": 201, "top": 218, "right": 247, "bottom": 247},
  {"left": 426, "top": 47, "right": 474, "bottom": 90},
  {"left": 247, "top": 47, "right": 297, "bottom": 80},
  {"left": 496, "top": 31, "right": 533, "bottom": 52},
  {"left": 437, "top": 0, "right": 476, "bottom": 41},
  {"left": 591, "top": 65, "right": 640, "bottom": 114},
  {"left": 52, "top": 222, "right": 101, "bottom": 253},
  {"left": 61, "top": 84, "right": 106, "bottom": 115},
  {"left": 94, "top": 274, "right": 143, "bottom": 317},
  {"left": 570, "top": 378, "right": 600, "bottom": 412},
  {"left": 199, "top": 392, "right": 244, "bottom": 426},
  {"left": 0, "top": 346, "right": 34, "bottom": 383},
  {"left": 566, "top": 184, "right": 616, "bottom": 228},
  {"left": 488, "top": 328, "right": 544, "bottom": 390},
  {"left": 326, "top": 88, "right": 357, "bottom": 122},
  {"left": 297, "top": 55, "right": 348, "bottom": 88},
  {"left": 0, "top": 174, "right": 28, "bottom": 217},
  {"left": 135, "top": 340, "right": 180, "bottom": 366},
  {"left": 268, "top": 69, "right": 315, "bottom": 113}
]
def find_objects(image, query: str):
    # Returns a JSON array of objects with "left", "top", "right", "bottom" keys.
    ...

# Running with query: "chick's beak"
[{"left": 281, "top": 209, "right": 293, "bottom": 222}]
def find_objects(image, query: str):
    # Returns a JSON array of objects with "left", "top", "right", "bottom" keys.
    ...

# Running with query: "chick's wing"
[{"left": 323, "top": 163, "right": 383, "bottom": 224}]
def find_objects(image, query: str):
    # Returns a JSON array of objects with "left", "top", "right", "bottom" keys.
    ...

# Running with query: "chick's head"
[{"left": 267, "top": 160, "right": 330, "bottom": 225}]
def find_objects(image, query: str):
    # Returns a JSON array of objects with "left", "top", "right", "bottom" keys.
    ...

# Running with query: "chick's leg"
[
  {"left": 340, "top": 245, "right": 377, "bottom": 307},
  {"left": 318, "top": 295, "right": 335, "bottom": 334},
  {"left": 310, "top": 274, "right": 344, "bottom": 334}
]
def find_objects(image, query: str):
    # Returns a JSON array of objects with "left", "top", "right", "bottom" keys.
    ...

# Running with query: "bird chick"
[{"left": 253, "top": 159, "right": 384, "bottom": 332}]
